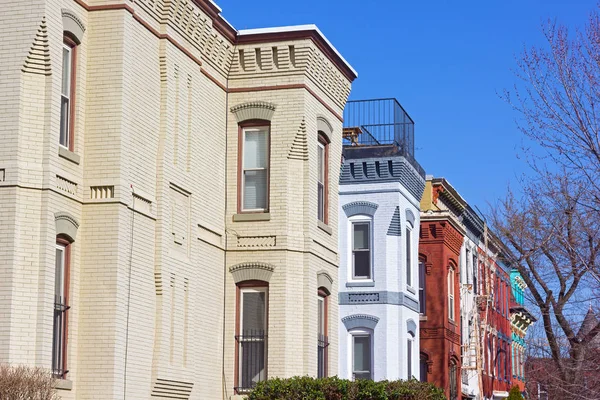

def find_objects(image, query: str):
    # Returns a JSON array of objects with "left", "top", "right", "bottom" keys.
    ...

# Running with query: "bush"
[
  {"left": 507, "top": 386, "right": 524, "bottom": 400},
  {"left": 0, "top": 364, "right": 59, "bottom": 400},
  {"left": 248, "top": 376, "right": 446, "bottom": 400}
]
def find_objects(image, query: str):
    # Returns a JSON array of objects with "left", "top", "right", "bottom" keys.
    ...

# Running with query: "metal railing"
[
  {"left": 235, "top": 330, "right": 267, "bottom": 393},
  {"left": 343, "top": 98, "right": 424, "bottom": 176},
  {"left": 52, "top": 296, "right": 69, "bottom": 378},
  {"left": 318, "top": 334, "right": 329, "bottom": 378}
]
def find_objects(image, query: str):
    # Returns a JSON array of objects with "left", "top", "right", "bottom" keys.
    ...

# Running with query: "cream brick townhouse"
[{"left": 0, "top": 0, "right": 357, "bottom": 398}]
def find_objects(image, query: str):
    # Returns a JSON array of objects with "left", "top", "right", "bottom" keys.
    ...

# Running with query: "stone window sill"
[
  {"left": 58, "top": 147, "right": 80, "bottom": 165},
  {"left": 55, "top": 379, "right": 73, "bottom": 391},
  {"left": 419, "top": 315, "right": 428, "bottom": 321},
  {"left": 407, "top": 286, "right": 416, "bottom": 295},
  {"left": 233, "top": 212, "right": 270, "bottom": 222},
  {"left": 346, "top": 281, "right": 375, "bottom": 288},
  {"left": 318, "top": 220, "right": 332, "bottom": 235}
]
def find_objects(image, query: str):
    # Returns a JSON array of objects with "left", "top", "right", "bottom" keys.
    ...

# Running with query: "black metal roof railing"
[{"left": 343, "top": 98, "right": 423, "bottom": 175}]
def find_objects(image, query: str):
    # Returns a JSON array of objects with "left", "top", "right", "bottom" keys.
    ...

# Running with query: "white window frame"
[
  {"left": 348, "top": 215, "right": 373, "bottom": 282},
  {"left": 238, "top": 286, "right": 268, "bottom": 390},
  {"left": 406, "top": 222, "right": 413, "bottom": 288},
  {"left": 60, "top": 43, "right": 73, "bottom": 149},
  {"left": 241, "top": 126, "right": 269, "bottom": 212},
  {"left": 349, "top": 329, "right": 373, "bottom": 381},
  {"left": 448, "top": 268, "right": 455, "bottom": 321},
  {"left": 407, "top": 335, "right": 414, "bottom": 379}
]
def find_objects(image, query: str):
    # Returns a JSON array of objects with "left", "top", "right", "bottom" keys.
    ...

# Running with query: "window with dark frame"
[
  {"left": 53, "top": 238, "right": 70, "bottom": 378},
  {"left": 317, "top": 290, "right": 329, "bottom": 378},
  {"left": 235, "top": 285, "right": 268, "bottom": 393},
  {"left": 449, "top": 359, "right": 458, "bottom": 400},
  {"left": 352, "top": 333, "right": 372, "bottom": 380},
  {"left": 240, "top": 124, "right": 269, "bottom": 213},
  {"left": 419, "top": 353, "right": 428, "bottom": 382},
  {"left": 60, "top": 37, "right": 76, "bottom": 151},
  {"left": 317, "top": 133, "right": 328, "bottom": 224},
  {"left": 448, "top": 268, "right": 455, "bottom": 321},
  {"left": 406, "top": 224, "right": 412, "bottom": 286},
  {"left": 419, "top": 258, "right": 426, "bottom": 314},
  {"left": 352, "top": 221, "right": 371, "bottom": 280}
]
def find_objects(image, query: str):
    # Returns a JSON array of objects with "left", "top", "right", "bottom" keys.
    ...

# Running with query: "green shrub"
[
  {"left": 248, "top": 376, "right": 446, "bottom": 400},
  {"left": 507, "top": 386, "right": 524, "bottom": 400}
]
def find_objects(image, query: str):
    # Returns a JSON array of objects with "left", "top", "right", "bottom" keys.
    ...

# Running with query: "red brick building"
[{"left": 419, "top": 178, "right": 465, "bottom": 400}]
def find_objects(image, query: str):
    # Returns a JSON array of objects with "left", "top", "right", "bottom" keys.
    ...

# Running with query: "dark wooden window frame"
[
  {"left": 54, "top": 236, "right": 71, "bottom": 379},
  {"left": 237, "top": 120, "right": 271, "bottom": 214},
  {"left": 234, "top": 280, "right": 269, "bottom": 394},
  {"left": 317, "top": 132, "right": 330, "bottom": 224},
  {"left": 61, "top": 35, "right": 77, "bottom": 152}
]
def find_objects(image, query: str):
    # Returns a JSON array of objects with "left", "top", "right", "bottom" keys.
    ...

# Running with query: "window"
[
  {"left": 317, "top": 290, "right": 329, "bottom": 378},
  {"left": 240, "top": 125, "right": 269, "bottom": 212},
  {"left": 352, "top": 221, "right": 371, "bottom": 280},
  {"left": 419, "top": 258, "right": 426, "bottom": 314},
  {"left": 407, "top": 336, "right": 413, "bottom": 379},
  {"left": 448, "top": 268, "right": 455, "bottom": 321},
  {"left": 53, "top": 239, "right": 71, "bottom": 378},
  {"left": 60, "top": 38, "right": 76, "bottom": 150},
  {"left": 317, "top": 133, "right": 328, "bottom": 223},
  {"left": 449, "top": 359, "right": 458, "bottom": 400},
  {"left": 465, "top": 248, "right": 470, "bottom": 284},
  {"left": 406, "top": 224, "right": 412, "bottom": 286},
  {"left": 420, "top": 353, "right": 428, "bottom": 382},
  {"left": 352, "top": 332, "right": 372, "bottom": 380},
  {"left": 473, "top": 254, "right": 478, "bottom": 295},
  {"left": 236, "top": 285, "right": 268, "bottom": 392}
]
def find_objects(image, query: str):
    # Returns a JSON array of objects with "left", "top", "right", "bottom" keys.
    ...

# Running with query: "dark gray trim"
[
  {"left": 405, "top": 209, "right": 416, "bottom": 226},
  {"left": 339, "top": 156, "right": 426, "bottom": 200},
  {"left": 346, "top": 281, "right": 375, "bottom": 288},
  {"left": 343, "top": 201, "right": 378, "bottom": 217},
  {"left": 339, "top": 290, "right": 420, "bottom": 313},
  {"left": 341, "top": 314, "right": 379, "bottom": 331},
  {"left": 407, "top": 319, "right": 417, "bottom": 336},
  {"left": 387, "top": 207, "right": 401, "bottom": 236}
]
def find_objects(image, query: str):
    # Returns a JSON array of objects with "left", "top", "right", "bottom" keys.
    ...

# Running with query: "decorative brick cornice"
[
  {"left": 387, "top": 207, "right": 401, "bottom": 236},
  {"left": 341, "top": 314, "right": 379, "bottom": 331},
  {"left": 287, "top": 118, "right": 308, "bottom": 160},
  {"left": 54, "top": 212, "right": 79, "bottom": 229}
]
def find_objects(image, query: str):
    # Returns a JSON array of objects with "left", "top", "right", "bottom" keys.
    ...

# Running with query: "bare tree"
[{"left": 0, "top": 364, "right": 59, "bottom": 399}]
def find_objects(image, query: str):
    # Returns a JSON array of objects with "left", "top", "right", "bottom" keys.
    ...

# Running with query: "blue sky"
[{"left": 218, "top": 0, "right": 596, "bottom": 211}]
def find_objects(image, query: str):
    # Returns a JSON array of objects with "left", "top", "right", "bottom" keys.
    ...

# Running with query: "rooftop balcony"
[{"left": 343, "top": 98, "right": 424, "bottom": 176}]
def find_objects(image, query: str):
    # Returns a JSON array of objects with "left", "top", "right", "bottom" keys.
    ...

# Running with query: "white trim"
[
  {"left": 237, "top": 24, "right": 357, "bottom": 77},
  {"left": 348, "top": 215, "right": 373, "bottom": 282}
]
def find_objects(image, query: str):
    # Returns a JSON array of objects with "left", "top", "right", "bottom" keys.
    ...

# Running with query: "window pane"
[
  {"left": 407, "top": 340, "right": 412, "bottom": 378},
  {"left": 317, "top": 144, "right": 324, "bottom": 183},
  {"left": 60, "top": 97, "right": 70, "bottom": 147},
  {"left": 62, "top": 47, "right": 71, "bottom": 97},
  {"left": 242, "top": 291, "right": 266, "bottom": 333},
  {"left": 240, "top": 340, "right": 265, "bottom": 388},
  {"left": 55, "top": 247, "right": 65, "bottom": 301},
  {"left": 318, "top": 297, "right": 324, "bottom": 335},
  {"left": 317, "top": 183, "right": 324, "bottom": 222},
  {"left": 243, "top": 170, "right": 267, "bottom": 210},
  {"left": 353, "top": 335, "right": 371, "bottom": 376},
  {"left": 406, "top": 228, "right": 411, "bottom": 285},
  {"left": 353, "top": 223, "right": 369, "bottom": 250},
  {"left": 244, "top": 130, "right": 268, "bottom": 169},
  {"left": 353, "top": 251, "right": 370, "bottom": 278},
  {"left": 420, "top": 355, "right": 428, "bottom": 382}
]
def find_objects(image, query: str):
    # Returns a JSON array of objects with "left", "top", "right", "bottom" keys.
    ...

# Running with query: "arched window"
[
  {"left": 317, "top": 288, "right": 329, "bottom": 378},
  {"left": 420, "top": 352, "right": 429, "bottom": 382},
  {"left": 448, "top": 267, "right": 456, "bottom": 321},
  {"left": 60, "top": 35, "right": 77, "bottom": 151},
  {"left": 317, "top": 132, "right": 329, "bottom": 224},
  {"left": 449, "top": 358, "right": 458, "bottom": 400},
  {"left": 235, "top": 280, "right": 268, "bottom": 393},
  {"left": 419, "top": 257, "right": 426, "bottom": 315},
  {"left": 53, "top": 236, "right": 71, "bottom": 378}
]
